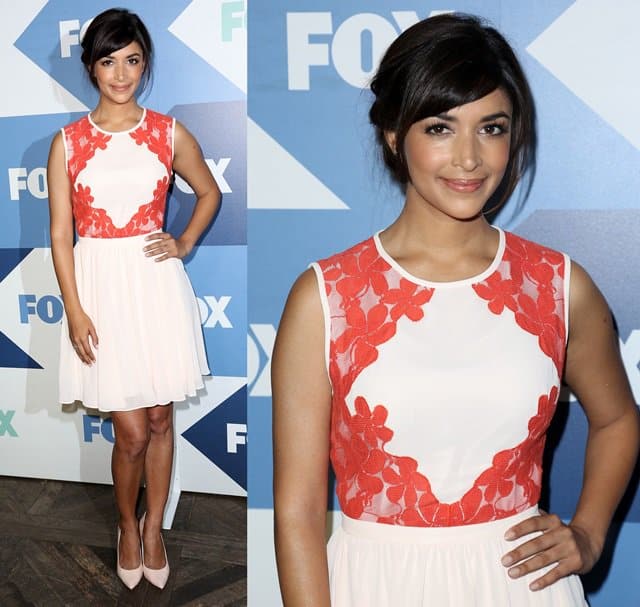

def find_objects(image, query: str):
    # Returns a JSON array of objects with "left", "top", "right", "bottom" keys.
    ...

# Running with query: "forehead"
[{"left": 445, "top": 88, "right": 512, "bottom": 118}]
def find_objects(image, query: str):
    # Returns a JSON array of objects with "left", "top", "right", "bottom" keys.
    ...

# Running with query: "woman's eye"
[
  {"left": 128, "top": 58, "right": 139, "bottom": 64},
  {"left": 481, "top": 124, "right": 508, "bottom": 135},
  {"left": 100, "top": 60, "right": 113, "bottom": 66},
  {"left": 425, "top": 124, "right": 450, "bottom": 135}
]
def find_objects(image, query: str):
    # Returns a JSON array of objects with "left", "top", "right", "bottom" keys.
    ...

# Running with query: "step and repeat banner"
[
  {"left": 248, "top": 1, "right": 640, "bottom": 605},
  {"left": 0, "top": 0, "right": 247, "bottom": 498}
]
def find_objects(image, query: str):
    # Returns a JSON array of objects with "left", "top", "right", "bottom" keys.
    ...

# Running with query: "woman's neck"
[
  {"left": 385, "top": 196, "right": 494, "bottom": 252},
  {"left": 90, "top": 98, "right": 143, "bottom": 131},
  {"left": 378, "top": 195, "right": 500, "bottom": 283}
]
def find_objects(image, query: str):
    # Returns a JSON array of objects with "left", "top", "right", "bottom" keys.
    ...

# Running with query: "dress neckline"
[
  {"left": 87, "top": 107, "right": 146, "bottom": 134},
  {"left": 372, "top": 227, "right": 505, "bottom": 289}
]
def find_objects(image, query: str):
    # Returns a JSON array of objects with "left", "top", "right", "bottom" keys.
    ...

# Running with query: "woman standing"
[
  {"left": 47, "top": 9, "right": 220, "bottom": 590},
  {"left": 272, "top": 13, "right": 639, "bottom": 606}
]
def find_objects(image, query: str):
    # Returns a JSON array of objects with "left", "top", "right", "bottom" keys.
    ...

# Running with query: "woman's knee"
[
  {"left": 147, "top": 404, "right": 173, "bottom": 437},
  {"left": 114, "top": 428, "right": 150, "bottom": 460},
  {"left": 112, "top": 412, "right": 151, "bottom": 460}
]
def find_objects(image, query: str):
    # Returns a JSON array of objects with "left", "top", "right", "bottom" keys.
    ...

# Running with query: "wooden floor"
[{"left": 0, "top": 476, "right": 246, "bottom": 606}]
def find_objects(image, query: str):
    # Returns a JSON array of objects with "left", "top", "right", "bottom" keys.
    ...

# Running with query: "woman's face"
[
  {"left": 92, "top": 41, "right": 145, "bottom": 104},
  {"left": 394, "top": 88, "right": 512, "bottom": 221}
]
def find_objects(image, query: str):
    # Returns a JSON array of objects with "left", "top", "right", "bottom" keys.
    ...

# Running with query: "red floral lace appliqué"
[
  {"left": 129, "top": 109, "right": 173, "bottom": 172},
  {"left": 65, "top": 112, "right": 173, "bottom": 238},
  {"left": 72, "top": 177, "right": 168, "bottom": 238},
  {"left": 472, "top": 232, "right": 566, "bottom": 376},
  {"left": 64, "top": 118, "right": 111, "bottom": 183},
  {"left": 319, "top": 233, "right": 566, "bottom": 527}
]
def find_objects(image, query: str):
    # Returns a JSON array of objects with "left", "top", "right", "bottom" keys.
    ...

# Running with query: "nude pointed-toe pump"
[
  {"left": 116, "top": 526, "right": 143, "bottom": 589},
  {"left": 139, "top": 513, "right": 170, "bottom": 589}
]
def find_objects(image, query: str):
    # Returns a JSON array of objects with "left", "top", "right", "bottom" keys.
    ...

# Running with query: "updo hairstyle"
[
  {"left": 369, "top": 13, "right": 536, "bottom": 208},
  {"left": 80, "top": 8, "right": 153, "bottom": 92}
]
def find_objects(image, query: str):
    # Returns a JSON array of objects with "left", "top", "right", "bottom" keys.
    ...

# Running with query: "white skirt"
[
  {"left": 59, "top": 233, "right": 210, "bottom": 411},
  {"left": 328, "top": 506, "right": 588, "bottom": 607}
]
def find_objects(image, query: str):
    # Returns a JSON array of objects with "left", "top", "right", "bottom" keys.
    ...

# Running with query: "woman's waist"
[
  {"left": 340, "top": 505, "right": 539, "bottom": 544},
  {"left": 76, "top": 229, "right": 161, "bottom": 247}
]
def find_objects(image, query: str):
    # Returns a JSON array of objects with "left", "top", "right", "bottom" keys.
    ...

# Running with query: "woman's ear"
[{"left": 384, "top": 131, "right": 397, "bottom": 155}]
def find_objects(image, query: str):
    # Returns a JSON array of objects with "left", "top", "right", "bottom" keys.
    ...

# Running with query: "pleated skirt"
[
  {"left": 59, "top": 233, "right": 210, "bottom": 411},
  {"left": 327, "top": 506, "right": 588, "bottom": 607}
]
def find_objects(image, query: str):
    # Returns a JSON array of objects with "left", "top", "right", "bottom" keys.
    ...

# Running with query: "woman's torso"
[
  {"left": 313, "top": 228, "right": 569, "bottom": 527},
  {"left": 61, "top": 108, "right": 174, "bottom": 238}
]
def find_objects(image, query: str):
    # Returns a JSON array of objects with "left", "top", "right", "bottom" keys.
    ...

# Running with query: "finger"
[
  {"left": 73, "top": 341, "right": 91, "bottom": 364},
  {"left": 507, "top": 552, "right": 550, "bottom": 580},
  {"left": 505, "top": 513, "right": 561, "bottom": 540},
  {"left": 507, "top": 544, "right": 566, "bottom": 578},
  {"left": 144, "top": 242, "right": 167, "bottom": 255},
  {"left": 504, "top": 528, "right": 580, "bottom": 577},
  {"left": 527, "top": 561, "right": 575, "bottom": 591},
  {"left": 143, "top": 233, "right": 170, "bottom": 250},
  {"left": 79, "top": 335, "right": 96, "bottom": 363},
  {"left": 89, "top": 325, "right": 99, "bottom": 348},
  {"left": 502, "top": 530, "right": 556, "bottom": 567},
  {"left": 144, "top": 231, "right": 169, "bottom": 242},
  {"left": 154, "top": 253, "right": 172, "bottom": 262}
]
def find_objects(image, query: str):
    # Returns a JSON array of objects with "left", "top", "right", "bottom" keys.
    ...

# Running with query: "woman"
[
  {"left": 47, "top": 9, "right": 220, "bottom": 590},
  {"left": 272, "top": 13, "right": 639, "bottom": 606}
]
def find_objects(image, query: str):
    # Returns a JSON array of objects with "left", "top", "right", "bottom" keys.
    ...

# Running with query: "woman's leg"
[
  {"left": 141, "top": 403, "right": 174, "bottom": 568},
  {"left": 111, "top": 408, "right": 150, "bottom": 568}
]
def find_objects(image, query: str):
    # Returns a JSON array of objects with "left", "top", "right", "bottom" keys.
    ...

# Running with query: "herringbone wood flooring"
[{"left": 0, "top": 476, "right": 246, "bottom": 606}]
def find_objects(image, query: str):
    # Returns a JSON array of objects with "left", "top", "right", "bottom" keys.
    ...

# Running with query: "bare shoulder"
[
  {"left": 47, "top": 131, "right": 69, "bottom": 186},
  {"left": 568, "top": 260, "right": 611, "bottom": 331},
  {"left": 275, "top": 267, "right": 325, "bottom": 354},
  {"left": 274, "top": 267, "right": 325, "bottom": 358},
  {"left": 48, "top": 131, "right": 64, "bottom": 159},
  {"left": 282, "top": 267, "right": 323, "bottom": 318},
  {"left": 174, "top": 120, "right": 198, "bottom": 147}
]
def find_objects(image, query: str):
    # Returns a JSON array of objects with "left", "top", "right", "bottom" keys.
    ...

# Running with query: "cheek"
[
  {"left": 485, "top": 140, "right": 511, "bottom": 175},
  {"left": 131, "top": 62, "right": 145, "bottom": 75},
  {"left": 404, "top": 139, "right": 445, "bottom": 176}
]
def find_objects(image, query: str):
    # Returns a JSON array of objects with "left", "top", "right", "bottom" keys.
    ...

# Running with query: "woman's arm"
[
  {"left": 502, "top": 261, "right": 640, "bottom": 590},
  {"left": 143, "top": 121, "right": 221, "bottom": 260},
  {"left": 47, "top": 132, "right": 98, "bottom": 364},
  {"left": 272, "top": 268, "right": 333, "bottom": 607}
]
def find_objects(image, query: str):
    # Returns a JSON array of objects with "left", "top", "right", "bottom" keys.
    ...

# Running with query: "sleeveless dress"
[
  {"left": 311, "top": 228, "right": 587, "bottom": 606},
  {"left": 58, "top": 108, "right": 209, "bottom": 412}
]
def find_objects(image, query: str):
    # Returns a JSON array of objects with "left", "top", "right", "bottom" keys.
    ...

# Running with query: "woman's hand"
[
  {"left": 143, "top": 232, "right": 190, "bottom": 261},
  {"left": 67, "top": 309, "right": 99, "bottom": 364},
  {"left": 501, "top": 511, "right": 600, "bottom": 591}
]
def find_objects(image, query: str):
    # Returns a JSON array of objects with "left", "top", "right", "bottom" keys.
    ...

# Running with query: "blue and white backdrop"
[
  {"left": 0, "top": 0, "right": 247, "bottom": 509},
  {"left": 248, "top": 1, "right": 640, "bottom": 605}
]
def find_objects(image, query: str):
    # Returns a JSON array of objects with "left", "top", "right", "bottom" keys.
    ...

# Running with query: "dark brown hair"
[
  {"left": 81, "top": 8, "right": 153, "bottom": 93},
  {"left": 369, "top": 13, "right": 536, "bottom": 209}
]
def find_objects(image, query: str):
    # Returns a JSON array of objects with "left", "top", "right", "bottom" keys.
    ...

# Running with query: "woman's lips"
[{"left": 441, "top": 178, "right": 485, "bottom": 193}]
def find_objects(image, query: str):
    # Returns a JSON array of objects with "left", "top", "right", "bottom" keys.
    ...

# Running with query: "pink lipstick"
[{"left": 441, "top": 178, "right": 484, "bottom": 193}]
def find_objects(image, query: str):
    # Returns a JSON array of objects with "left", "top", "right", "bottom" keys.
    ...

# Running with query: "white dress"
[
  {"left": 312, "top": 228, "right": 587, "bottom": 606},
  {"left": 58, "top": 108, "right": 209, "bottom": 412}
]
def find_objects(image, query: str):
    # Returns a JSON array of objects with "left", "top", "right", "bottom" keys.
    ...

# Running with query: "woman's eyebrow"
[
  {"left": 431, "top": 111, "right": 512, "bottom": 122},
  {"left": 102, "top": 52, "right": 142, "bottom": 59}
]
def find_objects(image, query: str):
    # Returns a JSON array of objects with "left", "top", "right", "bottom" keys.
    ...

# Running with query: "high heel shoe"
[
  {"left": 139, "top": 513, "right": 170, "bottom": 589},
  {"left": 116, "top": 526, "right": 143, "bottom": 589}
]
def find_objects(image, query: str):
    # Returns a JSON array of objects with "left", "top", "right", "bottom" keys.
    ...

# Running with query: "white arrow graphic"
[
  {"left": 169, "top": 0, "right": 247, "bottom": 94},
  {"left": 0, "top": 0, "right": 87, "bottom": 117},
  {"left": 527, "top": 0, "right": 640, "bottom": 150},
  {"left": 248, "top": 118, "right": 349, "bottom": 210}
]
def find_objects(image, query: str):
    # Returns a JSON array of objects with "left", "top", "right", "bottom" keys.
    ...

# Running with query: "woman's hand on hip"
[
  {"left": 143, "top": 232, "right": 191, "bottom": 261},
  {"left": 501, "top": 511, "right": 599, "bottom": 591},
  {"left": 67, "top": 309, "right": 99, "bottom": 365}
]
